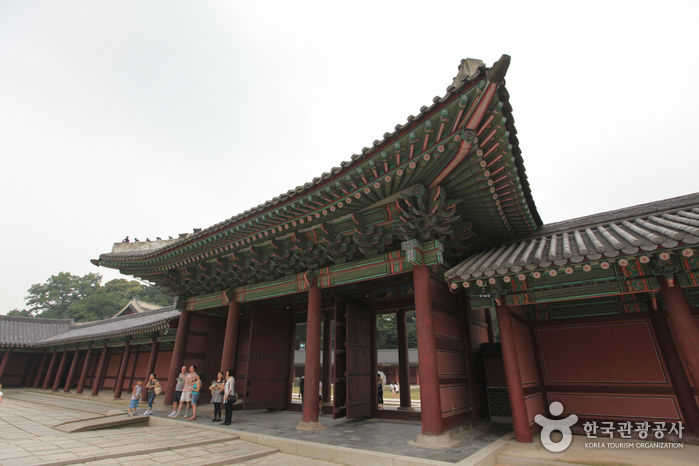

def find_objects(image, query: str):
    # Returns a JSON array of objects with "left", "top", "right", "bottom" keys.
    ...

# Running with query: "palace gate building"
[{"left": 2, "top": 54, "right": 698, "bottom": 445}]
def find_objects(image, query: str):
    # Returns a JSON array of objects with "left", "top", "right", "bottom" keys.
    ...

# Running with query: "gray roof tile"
[
  {"left": 0, "top": 316, "right": 72, "bottom": 348},
  {"left": 446, "top": 192, "right": 699, "bottom": 281}
]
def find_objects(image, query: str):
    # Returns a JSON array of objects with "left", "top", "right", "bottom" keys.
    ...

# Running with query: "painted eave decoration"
[
  {"left": 446, "top": 193, "right": 699, "bottom": 315},
  {"left": 93, "top": 54, "right": 542, "bottom": 298}
]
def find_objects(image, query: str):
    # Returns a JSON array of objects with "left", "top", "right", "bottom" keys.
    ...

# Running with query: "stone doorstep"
[{"left": 35, "top": 436, "right": 244, "bottom": 466}]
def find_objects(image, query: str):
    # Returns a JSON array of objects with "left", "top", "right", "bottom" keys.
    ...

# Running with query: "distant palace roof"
[
  {"left": 0, "top": 302, "right": 178, "bottom": 348},
  {"left": 0, "top": 315, "right": 72, "bottom": 348}
]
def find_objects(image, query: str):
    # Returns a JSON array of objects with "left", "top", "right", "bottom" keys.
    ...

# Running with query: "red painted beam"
[
  {"left": 220, "top": 299, "right": 240, "bottom": 373},
  {"left": 0, "top": 349, "right": 11, "bottom": 381},
  {"left": 659, "top": 278, "right": 699, "bottom": 410},
  {"left": 496, "top": 304, "right": 532, "bottom": 443},
  {"left": 42, "top": 349, "right": 58, "bottom": 391},
  {"left": 413, "top": 263, "right": 444, "bottom": 436},
  {"left": 302, "top": 278, "right": 322, "bottom": 423},
  {"left": 113, "top": 342, "right": 132, "bottom": 399},
  {"left": 91, "top": 348, "right": 109, "bottom": 396},
  {"left": 397, "top": 309, "right": 412, "bottom": 410},
  {"left": 63, "top": 349, "right": 80, "bottom": 393},
  {"left": 76, "top": 347, "right": 93, "bottom": 394},
  {"left": 165, "top": 310, "right": 191, "bottom": 406}
]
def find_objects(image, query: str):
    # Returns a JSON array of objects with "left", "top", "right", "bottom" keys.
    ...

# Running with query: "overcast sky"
[{"left": 1, "top": 1, "right": 697, "bottom": 313}]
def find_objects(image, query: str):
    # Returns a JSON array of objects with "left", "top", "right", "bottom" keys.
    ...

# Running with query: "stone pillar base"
[
  {"left": 397, "top": 406, "right": 415, "bottom": 411},
  {"left": 408, "top": 433, "right": 461, "bottom": 449},
  {"left": 295, "top": 421, "right": 326, "bottom": 431}
]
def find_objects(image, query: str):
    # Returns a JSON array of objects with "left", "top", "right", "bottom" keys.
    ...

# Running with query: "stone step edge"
[
  {"left": 35, "top": 435, "right": 256, "bottom": 466},
  {"left": 150, "top": 416, "right": 518, "bottom": 466},
  {"left": 496, "top": 454, "right": 588, "bottom": 466}
]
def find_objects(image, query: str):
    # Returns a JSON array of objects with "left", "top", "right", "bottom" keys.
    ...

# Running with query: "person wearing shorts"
[
  {"left": 168, "top": 366, "right": 187, "bottom": 418},
  {"left": 127, "top": 380, "right": 142, "bottom": 417},
  {"left": 177, "top": 365, "right": 197, "bottom": 419},
  {"left": 187, "top": 374, "right": 201, "bottom": 421}
]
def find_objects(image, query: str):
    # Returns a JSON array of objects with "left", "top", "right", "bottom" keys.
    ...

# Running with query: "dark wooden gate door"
[
  {"left": 332, "top": 299, "right": 347, "bottom": 419},
  {"left": 242, "top": 306, "right": 292, "bottom": 410},
  {"left": 345, "top": 303, "right": 374, "bottom": 419}
]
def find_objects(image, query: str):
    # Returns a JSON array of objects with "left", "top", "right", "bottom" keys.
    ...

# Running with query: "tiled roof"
[
  {"left": 0, "top": 316, "right": 72, "bottom": 348},
  {"left": 445, "top": 192, "right": 699, "bottom": 281},
  {"left": 35, "top": 306, "right": 179, "bottom": 346},
  {"left": 95, "top": 55, "right": 540, "bottom": 268},
  {"left": 113, "top": 296, "right": 170, "bottom": 318}
]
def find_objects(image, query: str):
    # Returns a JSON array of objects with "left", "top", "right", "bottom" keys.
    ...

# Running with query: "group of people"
[
  {"left": 126, "top": 365, "right": 236, "bottom": 425},
  {"left": 376, "top": 375, "right": 400, "bottom": 409}
]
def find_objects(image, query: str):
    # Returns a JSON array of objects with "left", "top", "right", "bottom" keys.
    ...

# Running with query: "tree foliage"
[{"left": 17, "top": 272, "right": 173, "bottom": 322}]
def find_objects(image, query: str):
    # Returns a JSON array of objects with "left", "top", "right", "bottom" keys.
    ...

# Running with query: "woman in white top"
[{"left": 221, "top": 369, "right": 236, "bottom": 426}]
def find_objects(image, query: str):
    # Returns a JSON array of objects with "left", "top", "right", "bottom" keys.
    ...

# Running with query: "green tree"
[
  {"left": 20, "top": 273, "right": 174, "bottom": 322},
  {"left": 7, "top": 308, "right": 32, "bottom": 317},
  {"left": 137, "top": 285, "right": 175, "bottom": 306},
  {"left": 26, "top": 272, "right": 102, "bottom": 319}
]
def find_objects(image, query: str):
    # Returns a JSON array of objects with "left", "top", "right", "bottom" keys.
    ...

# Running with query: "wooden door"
[
  {"left": 241, "top": 307, "right": 292, "bottom": 410},
  {"left": 345, "top": 303, "right": 374, "bottom": 419}
]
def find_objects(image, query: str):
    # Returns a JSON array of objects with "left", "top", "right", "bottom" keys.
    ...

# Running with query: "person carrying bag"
[{"left": 221, "top": 369, "right": 236, "bottom": 426}]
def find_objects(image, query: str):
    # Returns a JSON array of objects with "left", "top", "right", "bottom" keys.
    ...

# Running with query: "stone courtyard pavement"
[{"left": 0, "top": 391, "right": 341, "bottom": 466}]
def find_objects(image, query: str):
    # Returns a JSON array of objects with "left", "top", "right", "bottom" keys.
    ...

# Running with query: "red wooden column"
[
  {"left": 42, "top": 349, "right": 59, "bottom": 390},
  {"left": 220, "top": 299, "right": 240, "bottom": 372},
  {"left": 485, "top": 309, "right": 495, "bottom": 343},
  {"left": 495, "top": 303, "right": 531, "bottom": 443},
  {"left": 459, "top": 294, "right": 481, "bottom": 421},
  {"left": 648, "top": 303, "right": 699, "bottom": 434},
  {"left": 76, "top": 346, "right": 93, "bottom": 394},
  {"left": 142, "top": 341, "right": 160, "bottom": 401},
  {"left": 52, "top": 350, "right": 70, "bottom": 391},
  {"left": 0, "top": 349, "right": 11, "bottom": 380},
  {"left": 63, "top": 349, "right": 80, "bottom": 392},
  {"left": 396, "top": 309, "right": 413, "bottom": 410},
  {"left": 91, "top": 347, "right": 110, "bottom": 396},
  {"left": 297, "top": 276, "right": 323, "bottom": 429},
  {"left": 321, "top": 312, "right": 332, "bottom": 406},
  {"left": 128, "top": 346, "right": 142, "bottom": 389},
  {"left": 33, "top": 351, "right": 48, "bottom": 388},
  {"left": 413, "top": 263, "right": 444, "bottom": 436},
  {"left": 659, "top": 277, "right": 699, "bottom": 394},
  {"left": 165, "top": 309, "right": 191, "bottom": 406},
  {"left": 113, "top": 342, "right": 132, "bottom": 399}
]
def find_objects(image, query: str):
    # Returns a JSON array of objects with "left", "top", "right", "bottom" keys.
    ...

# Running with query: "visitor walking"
[
  {"left": 144, "top": 373, "right": 160, "bottom": 416},
  {"left": 210, "top": 371, "right": 225, "bottom": 422},
  {"left": 377, "top": 374, "right": 383, "bottom": 408}
]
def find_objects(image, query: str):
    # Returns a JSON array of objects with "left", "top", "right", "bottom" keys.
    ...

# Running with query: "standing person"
[
  {"left": 221, "top": 369, "right": 236, "bottom": 426},
  {"left": 377, "top": 375, "right": 383, "bottom": 409},
  {"left": 299, "top": 376, "right": 305, "bottom": 406},
  {"left": 0, "top": 383, "right": 3, "bottom": 405},
  {"left": 187, "top": 373, "right": 201, "bottom": 421},
  {"left": 168, "top": 366, "right": 187, "bottom": 418},
  {"left": 144, "top": 374, "right": 160, "bottom": 416},
  {"left": 390, "top": 382, "right": 396, "bottom": 399},
  {"left": 318, "top": 380, "right": 323, "bottom": 415},
  {"left": 395, "top": 382, "right": 399, "bottom": 399},
  {"left": 175, "top": 365, "right": 198, "bottom": 419},
  {"left": 127, "top": 380, "right": 142, "bottom": 417},
  {"left": 210, "top": 371, "right": 224, "bottom": 422}
]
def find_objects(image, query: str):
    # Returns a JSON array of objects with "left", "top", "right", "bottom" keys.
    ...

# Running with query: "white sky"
[{"left": 1, "top": 1, "right": 697, "bottom": 313}]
